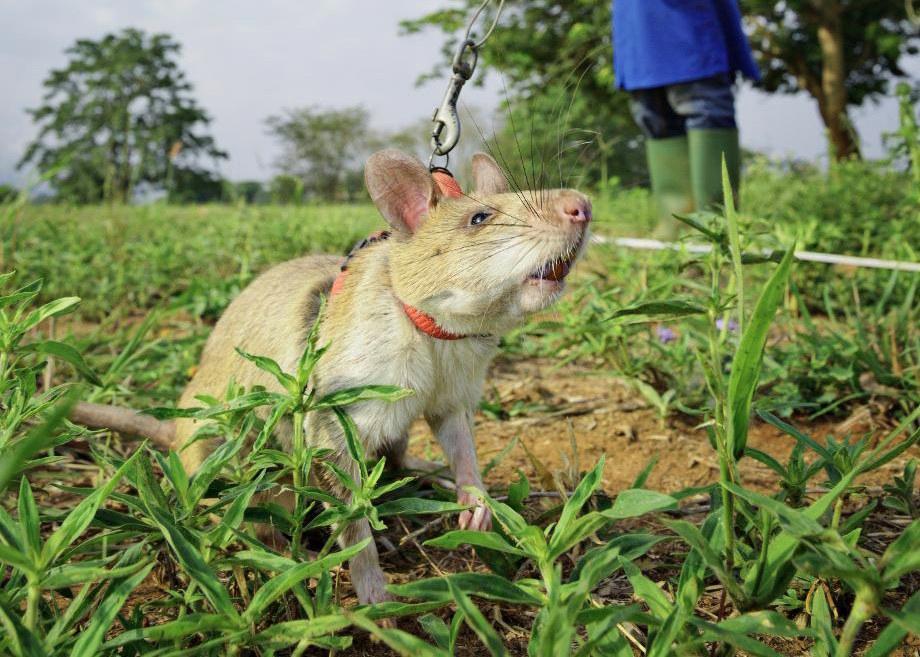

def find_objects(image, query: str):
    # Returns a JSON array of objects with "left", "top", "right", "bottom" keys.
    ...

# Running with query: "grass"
[
  {"left": 0, "top": 204, "right": 381, "bottom": 322},
  {"left": 1, "top": 153, "right": 918, "bottom": 655}
]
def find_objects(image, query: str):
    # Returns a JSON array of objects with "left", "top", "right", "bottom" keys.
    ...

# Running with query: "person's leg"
[
  {"left": 629, "top": 87, "right": 694, "bottom": 237},
  {"left": 667, "top": 73, "right": 741, "bottom": 211}
]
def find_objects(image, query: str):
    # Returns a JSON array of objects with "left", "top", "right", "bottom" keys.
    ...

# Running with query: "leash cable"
[
  {"left": 594, "top": 236, "right": 920, "bottom": 273},
  {"left": 428, "top": 0, "right": 505, "bottom": 169}
]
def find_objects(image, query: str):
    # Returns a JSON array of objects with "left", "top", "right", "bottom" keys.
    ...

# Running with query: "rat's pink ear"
[
  {"left": 472, "top": 152, "right": 508, "bottom": 195},
  {"left": 365, "top": 150, "right": 439, "bottom": 233}
]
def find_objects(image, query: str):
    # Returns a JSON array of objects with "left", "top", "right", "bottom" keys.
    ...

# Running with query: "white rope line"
[{"left": 592, "top": 236, "right": 920, "bottom": 273}]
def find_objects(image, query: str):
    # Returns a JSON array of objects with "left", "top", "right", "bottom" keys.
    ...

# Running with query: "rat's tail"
[{"left": 70, "top": 402, "right": 175, "bottom": 449}]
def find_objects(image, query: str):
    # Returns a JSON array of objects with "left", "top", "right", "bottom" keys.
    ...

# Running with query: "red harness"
[{"left": 330, "top": 168, "right": 474, "bottom": 341}]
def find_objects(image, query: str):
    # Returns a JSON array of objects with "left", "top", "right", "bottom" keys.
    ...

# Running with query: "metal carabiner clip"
[
  {"left": 430, "top": 39, "right": 478, "bottom": 163},
  {"left": 427, "top": 0, "right": 504, "bottom": 168}
]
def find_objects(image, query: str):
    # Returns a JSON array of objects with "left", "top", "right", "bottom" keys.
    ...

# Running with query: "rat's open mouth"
[
  {"left": 529, "top": 257, "right": 573, "bottom": 282},
  {"left": 527, "top": 234, "right": 585, "bottom": 283}
]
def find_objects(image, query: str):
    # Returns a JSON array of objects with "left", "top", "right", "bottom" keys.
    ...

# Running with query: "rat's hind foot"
[{"left": 353, "top": 562, "right": 391, "bottom": 606}]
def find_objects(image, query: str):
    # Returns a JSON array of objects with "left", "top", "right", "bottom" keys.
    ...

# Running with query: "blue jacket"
[{"left": 613, "top": 0, "right": 761, "bottom": 90}]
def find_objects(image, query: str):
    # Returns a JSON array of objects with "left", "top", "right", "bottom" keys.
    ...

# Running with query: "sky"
[{"left": 0, "top": 0, "right": 916, "bottom": 187}]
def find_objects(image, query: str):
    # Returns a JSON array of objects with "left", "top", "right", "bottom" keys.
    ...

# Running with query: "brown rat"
[{"left": 71, "top": 149, "right": 591, "bottom": 605}]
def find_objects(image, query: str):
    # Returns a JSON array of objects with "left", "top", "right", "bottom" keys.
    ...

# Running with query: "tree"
[
  {"left": 0, "top": 184, "right": 17, "bottom": 204},
  {"left": 744, "top": 1, "right": 919, "bottom": 160},
  {"left": 167, "top": 169, "right": 224, "bottom": 204},
  {"left": 269, "top": 174, "right": 305, "bottom": 205},
  {"left": 232, "top": 181, "right": 268, "bottom": 205},
  {"left": 400, "top": 0, "right": 645, "bottom": 190},
  {"left": 19, "top": 28, "right": 226, "bottom": 203},
  {"left": 265, "top": 106, "right": 375, "bottom": 202}
]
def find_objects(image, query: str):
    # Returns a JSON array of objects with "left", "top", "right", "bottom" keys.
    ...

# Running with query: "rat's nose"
[
  {"left": 556, "top": 192, "right": 592, "bottom": 224},
  {"left": 564, "top": 202, "right": 592, "bottom": 224}
]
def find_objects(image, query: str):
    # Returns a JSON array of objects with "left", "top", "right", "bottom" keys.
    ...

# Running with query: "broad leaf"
[
  {"left": 726, "top": 244, "right": 794, "bottom": 457},
  {"left": 18, "top": 477, "right": 40, "bottom": 556},
  {"left": 348, "top": 612, "right": 450, "bottom": 657},
  {"left": 235, "top": 348, "right": 298, "bottom": 396},
  {"left": 809, "top": 586, "right": 836, "bottom": 657},
  {"left": 69, "top": 561, "right": 155, "bottom": 657},
  {"left": 447, "top": 578, "right": 509, "bottom": 657},
  {"left": 314, "top": 385, "right": 414, "bottom": 408},
  {"left": 375, "top": 498, "right": 467, "bottom": 516},
  {"left": 602, "top": 489, "right": 677, "bottom": 520},
  {"left": 20, "top": 297, "right": 80, "bottom": 333},
  {"left": 243, "top": 538, "right": 370, "bottom": 621},
  {"left": 425, "top": 530, "right": 526, "bottom": 556},
  {"left": 103, "top": 614, "right": 237, "bottom": 648},
  {"left": 390, "top": 572, "right": 541, "bottom": 605},
  {"left": 252, "top": 615, "right": 354, "bottom": 648},
  {"left": 879, "top": 519, "right": 920, "bottom": 585},
  {"left": 606, "top": 299, "right": 707, "bottom": 322},
  {"left": 549, "top": 456, "right": 605, "bottom": 556},
  {"left": 41, "top": 449, "right": 141, "bottom": 566},
  {"left": 23, "top": 340, "right": 102, "bottom": 386}
]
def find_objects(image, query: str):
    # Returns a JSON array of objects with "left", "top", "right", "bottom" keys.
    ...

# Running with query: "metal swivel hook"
[{"left": 428, "top": 0, "right": 505, "bottom": 168}]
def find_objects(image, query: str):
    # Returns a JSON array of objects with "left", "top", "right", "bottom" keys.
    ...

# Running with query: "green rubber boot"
[
  {"left": 688, "top": 128, "right": 741, "bottom": 212},
  {"left": 646, "top": 136, "right": 694, "bottom": 239}
]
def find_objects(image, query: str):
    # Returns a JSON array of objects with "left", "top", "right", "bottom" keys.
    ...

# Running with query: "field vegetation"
[
  {"left": 2, "top": 3, "right": 919, "bottom": 653},
  {"left": 1, "top": 138, "right": 918, "bottom": 656}
]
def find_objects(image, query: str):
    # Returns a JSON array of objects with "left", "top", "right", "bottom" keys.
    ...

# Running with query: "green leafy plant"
[
  {"left": 3, "top": 137, "right": 918, "bottom": 655},
  {"left": 882, "top": 458, "right": 918, "bottom": 519},
  {"left": 0, "top": 274, "right": 463, "bottom": 655}
]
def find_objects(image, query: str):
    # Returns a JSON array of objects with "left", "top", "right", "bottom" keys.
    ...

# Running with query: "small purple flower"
[
  {"left": 656, "top": 326, "right": 677, "bottom": 344},
  {"left": 716, "top": 318, "right": 739, "bottom": 333}
]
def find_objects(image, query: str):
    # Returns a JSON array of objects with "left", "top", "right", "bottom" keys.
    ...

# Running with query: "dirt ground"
[{"left": 409, "top": 357, "right": 917, "bottom": 496}]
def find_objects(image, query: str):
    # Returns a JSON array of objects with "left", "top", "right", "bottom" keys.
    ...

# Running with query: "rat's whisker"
[
  {"left": 451, "top": 190, "right": 534, "bottom": 226},
  {"left": 465, "top": 100, "right": 538, "bottom": 216},
  {"left": 405, "top": 234, "right": 535, "bottom": 274},
  {"left": 501, "top": 76, "right": 538, "bottom": 212}
]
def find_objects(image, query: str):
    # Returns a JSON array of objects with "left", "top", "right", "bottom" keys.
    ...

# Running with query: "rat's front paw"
[{"left": 458, "top": 489, "right": 492, "bottom": 532}]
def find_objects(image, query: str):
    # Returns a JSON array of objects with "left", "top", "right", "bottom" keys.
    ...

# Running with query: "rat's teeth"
[
  {"left": 542, "top": 260, "right": 567, "bottom": 281},
  {"left": 529, "top": 255, "right": 572, "bottom": 282}
]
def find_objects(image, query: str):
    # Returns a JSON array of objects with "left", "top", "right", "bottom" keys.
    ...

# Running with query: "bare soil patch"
[{"left": 409, "top": 358, "right": 916, "bottom": 496}]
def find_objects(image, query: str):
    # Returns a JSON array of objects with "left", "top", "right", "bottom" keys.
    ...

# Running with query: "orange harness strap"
[
  {"left": 430, "top": 167, "right": 463, "bottom": 199},
  {"left": 402, "top": 303, "right": 466, "bottom": 340},
  {"left": 330, "top": 168, "right": 474, "bottom": 341}
]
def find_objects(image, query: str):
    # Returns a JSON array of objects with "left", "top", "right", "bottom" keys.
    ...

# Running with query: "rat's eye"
[{"left": 469, "top": 211, "right": 491, "bottom": 226}]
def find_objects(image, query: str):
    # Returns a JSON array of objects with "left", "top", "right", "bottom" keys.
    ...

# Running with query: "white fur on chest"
[{"left": 317, "top": 295, "right": 496, "bottom": 452}]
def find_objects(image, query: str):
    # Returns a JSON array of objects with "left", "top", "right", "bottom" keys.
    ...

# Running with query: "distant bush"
[
  {"left": 0, "top": 183, "right": 17, "bottom": 203},
  {"left": 742, "top": 157, "right": 917, "bottom": 314},
  {"left": 744, "top": 157, "right": 916, "bottom": 258},
  {"left": 269, "top": 174, "right": 305, "bottom": 205},
  {"left": 230, "top": 180, "right": 268, "bottom": 204}
]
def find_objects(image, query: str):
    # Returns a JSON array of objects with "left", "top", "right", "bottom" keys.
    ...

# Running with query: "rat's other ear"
[
  {"left": 365, "top": 149, "right": 440, "bottom": 233},
  {"left": 472, "top": 152, "right": 508, "bottom": 195}
]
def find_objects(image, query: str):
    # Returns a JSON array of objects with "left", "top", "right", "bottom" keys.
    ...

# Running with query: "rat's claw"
[
  {"left": 459, "top": 509, "right": 472, "bottom": 530},
  {"left": 468, "top": 502, "right": 492, "bottom": 531},
  {"left": 457, "top": 490, "right": 492, "bottom": 532}
]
